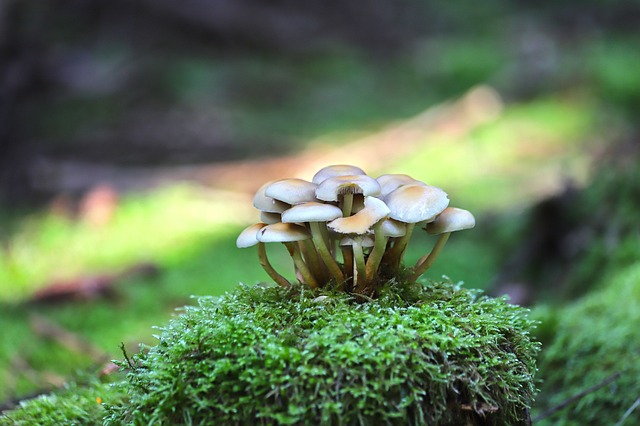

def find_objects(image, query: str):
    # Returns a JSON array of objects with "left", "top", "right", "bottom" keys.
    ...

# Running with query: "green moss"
[
  {"left": 534, "top": 263, "right": 640, "bottom": 425},
  {"left": 0, "top": 379, "right": 126, "bottom": 426},
  {"left": 106, "top": 280, "right": 539, "bottom": 425}
]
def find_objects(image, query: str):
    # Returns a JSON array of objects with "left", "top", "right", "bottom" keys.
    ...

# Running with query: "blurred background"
[{"left": 1, "top": 0, "right": 639, "bottom": 422}]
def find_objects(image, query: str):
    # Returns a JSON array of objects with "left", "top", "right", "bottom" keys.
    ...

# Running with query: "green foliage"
[
  {"left": 534, "top": 263, "right": 640, "bottom": 425},
  {"left": 0, "top": 379, "right": 126, "bottom": 426},
  {"left": 106, "top": 280, "right": 539, "bottom": 425}
]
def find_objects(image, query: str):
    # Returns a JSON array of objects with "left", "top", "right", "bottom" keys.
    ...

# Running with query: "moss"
[
  {"left": 534, "top": 263, "right": 640, "bottom": 425},
  {"left": 0, "top": 379, "right": 126, "bottom": 426},
  {"left": 105, "top": 279, "right": 539, "bottom": 425}
]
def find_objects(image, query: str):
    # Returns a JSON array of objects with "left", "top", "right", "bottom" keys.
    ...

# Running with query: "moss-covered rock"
[
  {"left": 104, "top": 280, "right": 539, "bottom": 425},
  {"left": 535, "top": 263, "right": 640, "bottom": 426}
]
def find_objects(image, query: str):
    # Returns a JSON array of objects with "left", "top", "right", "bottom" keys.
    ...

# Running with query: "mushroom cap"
[
  {"left": 265, "top": 178, "right": 318, "bottom": 205},
  {"left": 340, "top": 235, "right": 375, "bottom": 248},
  {"left": 257, "top": 222, "right": 311, "bottom": 243},
  {"left": 327, "top": 196, "right": 390, "bottom": 235},
  {"left": 385, "top": 184, "right": 449, "bottom": 223},
  {"left": 281, "top": 202, "right": 343, "bottom": 223},
  {"left": 260, "top": 211, "right": 281, "bottom": 225},
  {"left": 376, "top": 174, "right": 426, "bottom": 198},
  {"left": 315, "top": 175, "right": 381, "bottom": 202},
  {"left": 253, "top": 181, "right": 290, "bottom": 213},
  {"left": 312, "top": 164, "right": 366, "bottom": 184},
  {"left": 379, "top": 218, "right": 407, "bottom": 237},
  {"left": 426, "top": 207, "right": 476, "bottom": 235},
  {"left": 236, "top": 223, "right": 267, "bottom": 248}
]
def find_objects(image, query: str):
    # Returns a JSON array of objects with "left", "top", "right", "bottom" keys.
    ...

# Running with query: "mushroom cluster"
[{"left": 237, "top": 165, "right": 475, "bottom": 295}]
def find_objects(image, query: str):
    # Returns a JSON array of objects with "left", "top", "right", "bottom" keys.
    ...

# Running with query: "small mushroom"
[
  {"left": 281, "top": 202, "right": 344, "bottom": 283},
  {"left": 236, "top": 223, "right": 290, "bottom": 288},
  {"left": 409, "top": 207, "right": 475, "bottom": 282},
  {"left": 257, "top": 222, "right": 319, "bottom": 289},
  {"left": 382, "top": 184, "right": 450, "bottom": 272},
  {"left": 253, "top": 181, "right": 290, "bottom": 213},
  {"left": 328, "top": 196, "right": 390, "bottom": 292},
  {"left": 312, "top": 164, "right": 366, "bottom": 184},
  {"left": 376, "top": 174, "right": 426, "bottom": 198},
  {"left": 265, "top": 178, "right": 318, "bottom": 205},
  {"left": 316, "top": 174, "right": 381, "bottom": 217},
  {"left": 260, "top": 211, "right": 282, "bottom": 225}
]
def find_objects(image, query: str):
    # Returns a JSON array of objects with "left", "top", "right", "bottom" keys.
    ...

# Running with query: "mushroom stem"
[
  {"left": 340, "top": 193, "right": 354, "bottom": 217},
  {"left": 383, "top": 222, "right": 416, "bottom": 272},
  {"left": 257, "top": 243, "right": 291, "bottom": 288},
  {"left": 284, "top": 242, "right": 319, "bottom": 289},
  {"left": 341, "top": 246, "right": 354, "bottom": 283},
  {"left": 310, "top": 222, "right": 344, "bottom": 283},
  {"left": 301, "top": 239, "right": 327, "bottom": 284},
  {"left": 365, "top": 221, "right": 387, "bottom": 285},
  {"left": 408, "top": 232, "right": 451, "bottom": 282},
  {"left": 352, "top": 238, "right": 367, "bottom": 293}
]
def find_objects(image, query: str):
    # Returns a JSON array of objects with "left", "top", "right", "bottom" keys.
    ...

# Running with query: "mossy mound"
[
  {"left": 535, "top": 263, "right": 640, "bottom": 425},
  {"left": 106, "top": 280, "right": 539, "bottom": 425}
]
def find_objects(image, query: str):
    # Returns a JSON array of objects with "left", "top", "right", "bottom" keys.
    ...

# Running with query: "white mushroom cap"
[
  {"left": 327, "top": 196, "right": 390, "bottom": 235},
  {"left": 281, "top": 202, "right": 343, "bottom": 223},
  {"left": 379, "top": 218, "right": 407, "bottom": 237},
  {"left": 426, "top": 207, "right": 476, "bottom": 235},
  {"left": 257, "top": 222, "right": 311, "bottom": 243},
  {"left": 315, "top": 175, "right": 381, "bottom": 202},
  {"left": 260, "top": 211, "right": 281, "bottom": 225},
  {"left": 339, "top": 235, "right": 375, "bottom": 248},
  {"left": 376, "top": 174, "right": 426, "bottom": 198},
  {"left": 265, "top": 179, "right": 318, "bottom": 205},
  {"left": 312, "top": 164, "right": 366, "bottom": 184},
  {"left": 253, "top": 181, "right": 290, "bottom": 213},
  {"left": 385, "top": 184, "right": 449, "bottom": 223},
  {"left": 236, "top": 223, "right": 268, "bottom": 248}
]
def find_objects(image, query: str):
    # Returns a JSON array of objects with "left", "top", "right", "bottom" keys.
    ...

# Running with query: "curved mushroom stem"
[
  {"left": 284, "top": 242, "right": 319, "bottom": 289},
  {"left": 301, "top": 239, "right": 327, "bottom": 284},
  {"left": 408, "top": 232, "right": 451, "bottom": 282},
  {"left": 382, "top": 222, "right": 415, "bottom": 272},
  {"left": 310, "top": 222, "right": 344, "bottom": 283},
  {"left": 340, "top": 193, "right": 354, "bottom": 217},
  {"left": 365, "top": 221, "right": 387, "bottom": 285},
  {"left": 352, "top": 238, "right": 367, "bottom": 293},
  {"left": 257, "top": 243, "right": 291, "bottom": 288}
]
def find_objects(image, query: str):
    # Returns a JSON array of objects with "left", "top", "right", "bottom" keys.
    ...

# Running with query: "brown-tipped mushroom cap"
[
  {"left": 376, "top": 174, "right": 426, "bottom": 197},
  {"left": 327, "top": 196, "right": 390, "bottom": 235},
  {"left": 236, "top": 223, "right": 267, "bottom": 248},
  {"left": 265, "top": 179, "right": 318, "bottom": 205},
  {"left": 281, "top": 202, "right": 343, "bottom": 223},
  {"left": 315, "top": 175, "right": 381, "bottom": 202},
  {"left": 426, "top": 207, "right": 476, "bottom": 235},
  {"left": 385, "top": 184, "right": 449, "bottom": 223},
  {"left": 253, "top": 181, "right": 290, "bottom": 213},
  {"left": 312, "top": 164, "right": 366, "bottom": 184},
  {"left": 257, "top": 222, "right": 311, "bottom": 243},
  {"left": 340, "top": 235, "right": 375, "bottom": 248}
]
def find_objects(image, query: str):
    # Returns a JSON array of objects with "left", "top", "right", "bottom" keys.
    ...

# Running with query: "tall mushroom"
[
  {"left": 236, "top": 223, "right": 291, "bottom": 288},
  {"left": 316, "top": 174, "right": 381, "bottom": 217},
  {"left": 281, "top": 202, "right": 345, "bottom": 283},
  {"left": 257, "top": 222, "right": 319, "bottom": 289},
  {"left": 365, "top": 218, "right": 406, "bottom": 284},
  {"left": 408, "top": 207, "right": 475, "bottom": 282},
  {"left": 382, "top": 184, "right": 450, "bottom": 273}
]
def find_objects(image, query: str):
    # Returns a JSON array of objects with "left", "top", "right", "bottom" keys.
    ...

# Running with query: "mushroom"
[
  {"left": 260, "top": 211, "right": 282, "bottom": 225},
  {"left": 265, "top": 178, "right": 318, "bottom": 205},
  {"left": 382, "top": 184, "right": 450, "bottom": 272},
  {"left": 281, "top": 202, "right": 344, "bottom": 283},
  {"left": 253, "top": 181, "right": 289, "bottom": 213},
  {"left": 236, "top": 223, "right": 290, "bottom": 288},
  {"left": 364, "top": 218, "right": 407, "bottom": 284},
  {"left": 312, "top": 164, "right": 366, "bottom": 184},
  {"left": 316, "top": 174, "right": 381, "bottom": 217},
  {"left": 376, "top": 174, "right": 426, "bottom": 198},
  {"left": 408, "top": 207, "right": 475, "bottom": 282},
  {"left": 257, "top": 222, "right": 321, "bottom": 289},
  {"left": 328, "top": 196, "right": 390, "bottom": 292}
]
